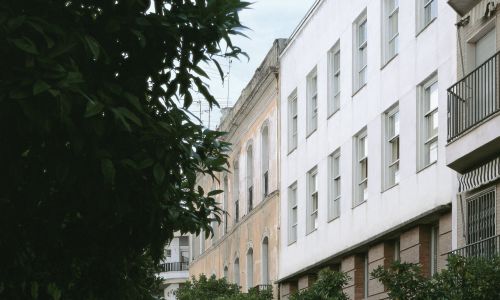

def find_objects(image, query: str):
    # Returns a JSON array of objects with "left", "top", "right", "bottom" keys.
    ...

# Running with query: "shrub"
[
  {"left": 289, "top": 268, "right": 349, "bottom": 300},
  {"left": 176, "top": 274, "right": 272, "bottom": 300}
]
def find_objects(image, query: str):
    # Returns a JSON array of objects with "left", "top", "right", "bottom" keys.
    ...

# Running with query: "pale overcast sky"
[{"left": 195, "top": 0, "right": 314, "bottom": 129}]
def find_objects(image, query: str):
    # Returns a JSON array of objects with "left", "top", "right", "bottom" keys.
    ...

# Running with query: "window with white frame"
[
  {"left": 353, "top": 11, "right": 368, "bottom": 92},
  {"left": 328, "top": 149, "right": 341, "bottom": 221},
  {"left": 383, "top": 105, "right": 400, "bottom": 189},
  {"left": 288, "top": 182, "right": 298, "bottom": 244},
  {"left": 383, "top": 0, "right": 399, "bottom": 64},
  {"left": 418, "top": 0, "right": 437, "bottom": 33},
  {"left": 288, "top": 91, "right": 298, "bottom": 152},
  {"left": 354, "top": 129, "right": 368, "bottom": 206},
  {"left": 418, "top": 76, "right": 438, "bottom": 169},
  {"left": 307, "top": 167, "right": 319, "bottom": 233},
  {"left": 328, "top": 42, "right": 341, "bottom": 116},
  {"left": 307, "top": 69, "right": 318, "bottom": 135}
]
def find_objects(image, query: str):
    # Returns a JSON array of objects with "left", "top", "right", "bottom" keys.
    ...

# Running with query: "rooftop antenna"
[{"left": 226, "top": 58, "right": 232, "bottom": 108}]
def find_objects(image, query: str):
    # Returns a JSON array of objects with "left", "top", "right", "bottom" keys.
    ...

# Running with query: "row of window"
[
  {"left": 288, "top": 0, "right": 438, "bottom": 150},
  {"left": 223, "top": 237, "right": 270, "bottom": 288},
  {"left": 288, "top": 74, "right": 439, "bottom": 243}
]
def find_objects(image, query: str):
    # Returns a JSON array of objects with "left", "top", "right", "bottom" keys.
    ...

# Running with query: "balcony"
[
  {"left": 158, "top": 262, "right": 190, "bottom": 282},
  {"left": 446, "top": 51, "right": 500, "bottom": 173},
  {"left": 447, "top": 0, "right": 478, "bottom": 16},
  {"left": 449, "top": 235, "right": 500, "bottom": 259},
  {"left": 159, "top": 262, "right": 189, "bottom": 272}
]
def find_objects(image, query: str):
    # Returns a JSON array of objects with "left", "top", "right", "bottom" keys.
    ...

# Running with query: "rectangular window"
[
  {"left": 418, "top": 76, "right": 438, "bottom": 170},
  {"left": 418, "top": 0, "right": 437, "bottom": 33},
  {"left": 288, "top": 183, "right": 298, "bottom": 244},
  {"left": 466, "top": 188, "right": 496, "bottom": 245},
  {"left": 288, "top": 91, "right": 298, "bottom": 152},
  {"left": 430, "top": 225, "right": 439, "bottom": 275},
  {"left": 307, "top": 167, "right": 319, "bottom": 233},
  {"left": 328, "top": 149, "right": 341, "bottom": 221},
  {"left": 307, "top": 69, "right": 318, "bottom": 135},
  {"left": 328, "top": 42, "right": 341, "bottom": 116},
  {"left": 354, "top": 129, "right": 368, "bottom": 206},
  {"left": 383, "top": 105, "right": 400, "bottom": 189},
  {"left": 166, "top": 249, "right": 172, "bottom": 258},
  {"left": 353, "top": 11, "right": 368, "bottom": 92},
  {"left": 383, "top": 0, "right": 399, "bottom": 64},
  {"left": 394, "top": 239, "right": 400, "bottom": 261}
]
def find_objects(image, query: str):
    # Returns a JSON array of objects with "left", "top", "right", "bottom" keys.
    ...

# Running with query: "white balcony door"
[{"left": 475, "top": 28, "right": 496, "bottom": 67}]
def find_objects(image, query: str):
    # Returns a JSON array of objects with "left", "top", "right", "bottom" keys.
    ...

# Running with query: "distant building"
[
  {"left": 445, "top": 0, "right": 500, "bottom": 259},
  {"left": 278, "top": 1, "right": 457, "bottom": 298},
  {"left": 188, "top": 39, "right": 286, "bottom": 297},
  {"left": 159, "top": 232, "right": 189, "bottom": 300}
]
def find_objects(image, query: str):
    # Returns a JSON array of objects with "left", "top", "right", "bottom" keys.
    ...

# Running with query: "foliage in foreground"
[
  {"left": 176, "top": 274, "right": 272, "bottom": 300},
  {"left": 286, "top": 256, "right": 500, "bottom": 300},
  {"left": 289, "top": 268, "right": 350, "bottom": 300},
  {"left": 0, "top": 0, "right": 249, "bottom": 299},
  {"left": 372, "top": 255, "right": 500, "bottom": 300}
]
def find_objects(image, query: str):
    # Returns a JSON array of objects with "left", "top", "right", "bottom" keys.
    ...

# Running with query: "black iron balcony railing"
[
  {"left": 449, "top": 235, "right": 500, "bottom": 259},
  {"left": 447, "top": 51, "right": 500, "bottom": 142},
  {"left": 159, "top": 261, "right": 189, "bottom": 272}
]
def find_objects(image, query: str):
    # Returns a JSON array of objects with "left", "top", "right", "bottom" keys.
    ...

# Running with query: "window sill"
[
  {"left": 327, "top": 108, "right": 340, "bottom": 120},
  {"left": 287, "top": 147, "right": 297, "bottom": 156},
  {"left": 352, "top": 200, "right": 367, "bottom": 209},
  {"left": 306, "top": 228, "right": 318, "bottom": 236},
  {"left": 382, "top": 182, "right": 399, "bottom": 193},
  {"left": 417, "top": 160, "right": 437, "bottom": 174},
  {"left": 416, "top": 17, "right": 437, "bottom": 38},
  {"left": 352, "top": 83, "right": 367, "bottom": 97},
  {"left": 306, "top": 128, "right": 317, "bottom": 139},
  {"left": 287, "top": 240, "right": 297, "bottom": 246},
  {"left": 327, "top": 215, "right": 340, "bottom": 223},
  {"left": 381, "top": 53, "right": 398, "bottom": 70}
]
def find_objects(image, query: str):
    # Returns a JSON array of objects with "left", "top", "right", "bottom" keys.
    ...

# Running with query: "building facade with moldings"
[{"left": 188, "top": 39, "right": 286, "bottom": 298}]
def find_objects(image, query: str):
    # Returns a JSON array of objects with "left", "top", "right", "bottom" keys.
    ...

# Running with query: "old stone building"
[{"left": 188, "top": 39, "right": 286, "bottom": 297}]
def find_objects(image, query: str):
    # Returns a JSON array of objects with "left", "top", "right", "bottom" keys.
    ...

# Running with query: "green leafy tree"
[
  {"left": 0, "top": 0, "right": 249, "bottom": 299},
  {"left": 290, "top": 268, "right": 349, "bottom": 300},
  {"left": 372, "top": 255, "right": 500, "bottom": 300},
  {"left": 176, "top": 275, "right": 272, "bottom": 300}
]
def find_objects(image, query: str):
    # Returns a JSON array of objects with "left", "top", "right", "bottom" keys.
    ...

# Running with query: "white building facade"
[
  {"left": 158, "top": 233, "right": 190, "bottom": 300},
  {"left": 278, "top": 0, "right": 458, "bottom": 298}
]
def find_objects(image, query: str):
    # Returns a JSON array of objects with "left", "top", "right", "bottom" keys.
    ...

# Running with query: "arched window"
[
  {"left": 223, "top": 176, "right": 229, "bottom": 234},
  {"left": 224, "top": 266, "right": 229, "bottom": 279},
  {"left": 246, "top": 145, "right": 254, "bottom": 212},
  {"left": 246, "top": 248, "right": 254, "bottom": 289},
  {"left": 234, "top": 160, "right": 240, "bottom": 223},
  {"left": 234, "top": 258, "right": 240, "bottom": 286},
  {"left": 262, "top": 237, "right": 269, "bottom": 284},
  {"left": 261, "top": 125, "right": 270, "bottom": 199}
]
